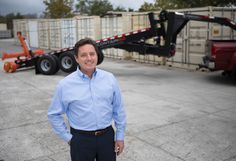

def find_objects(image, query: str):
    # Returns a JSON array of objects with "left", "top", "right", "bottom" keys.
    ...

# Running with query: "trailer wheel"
[
  {"left": 51, "top": 55, "right": 60, "bottom": 73},
  {"left": 59, "top": 52, "right": 77, "bottom": 73},
  {"left": 37, "top": 55, "right": 58, "bottom": 75}
]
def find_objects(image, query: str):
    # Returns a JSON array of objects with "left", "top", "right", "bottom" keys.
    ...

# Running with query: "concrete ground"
[{"left": 0, "top": 39, "right": 236, "bottom": 161}]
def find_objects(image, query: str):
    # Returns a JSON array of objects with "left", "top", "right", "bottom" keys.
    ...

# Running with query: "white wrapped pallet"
[
  {"left": 49, "top": 19, "right": 62, "bottom": 50},
  {"left": 28, "top": 20, "right": 39, "bottom": 48},
  {"left": 13, "top": 19, "right": 29, "bottom": 44},
  {"left": 0, "top": 30, "right": 11, "bottom": 38},
  {"left": 101, "top": 14, "right": 132, "bottom": 59},
  {"left": 0, "top": 23, "right": 11, "bottom": 39},
  {"left": 131, "top": 12, "right": 150, "bottom": 30},
  {"left": 131, "top": 13, "right": 149, "bottom": 63},
  {"left": 77, "top": 16, "right": 101, "bottom": 41},
  {"left": 38, "top": 19, "right": 50, "bottom": 49},
  {"left": 0, "top": 24, "right": 7, "bottom": 30},
  {"left": 61, "top": 18, "right": 77, "bottom": 48},
  {"left": 167, "top": 6, "right": 236, "bottom": 68}
]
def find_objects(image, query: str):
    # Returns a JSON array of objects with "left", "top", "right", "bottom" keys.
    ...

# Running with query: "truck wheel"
[
  {"left": 232, "top": 66, "right": 236, "bottom": 80},
  {"left": 37, "top": 55, "right": 58, "bottom": 75},
  {"left": 59, "top": 52, "right": 77, "bottom": 73}
]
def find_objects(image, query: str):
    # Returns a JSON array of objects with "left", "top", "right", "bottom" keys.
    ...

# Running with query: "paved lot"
[{"left": 0, "top": 39, "right": 236, "bottom": 161}]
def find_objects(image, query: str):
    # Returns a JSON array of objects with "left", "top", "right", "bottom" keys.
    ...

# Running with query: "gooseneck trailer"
[{"left": 2, "top": 11, "right": 236, "bottom": 77}]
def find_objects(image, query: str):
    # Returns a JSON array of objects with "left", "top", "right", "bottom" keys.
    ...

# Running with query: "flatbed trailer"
[{"left": 2, "top": 10, "right": 236, "bottom": 76}]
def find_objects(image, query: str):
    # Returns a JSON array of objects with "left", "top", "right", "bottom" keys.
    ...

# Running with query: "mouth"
[{"left": 85, "top": 62, "right": 94, "bottom": 65}]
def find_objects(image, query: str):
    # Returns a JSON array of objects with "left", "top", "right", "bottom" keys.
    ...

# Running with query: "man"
[{"left": 48, "top": 38, "right": 126, "bottom": 161}]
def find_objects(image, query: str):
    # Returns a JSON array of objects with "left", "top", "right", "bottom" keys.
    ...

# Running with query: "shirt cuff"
[
  {"left": 62, "top": 133, "right": 73, "bottom": 142},
  {"left": 116, "top": 130, "right": 125, "bottom": 141}
]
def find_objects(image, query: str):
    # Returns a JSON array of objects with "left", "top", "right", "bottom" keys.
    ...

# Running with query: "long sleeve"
[
  {"left": 112, "top": 77, "right": 126, "bottom": 141},
  {"left": 48, "top": 84, "right": 72, "bottom": 142}
]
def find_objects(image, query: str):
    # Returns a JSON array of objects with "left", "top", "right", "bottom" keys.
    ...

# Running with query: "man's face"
[{"left": 75, "top": 44, "right": 98, "bottom": 74}]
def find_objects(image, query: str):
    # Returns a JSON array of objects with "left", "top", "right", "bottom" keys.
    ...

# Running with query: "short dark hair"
[
  {"left": 74, "top": 38, "right": 99, "bottom": 57},
  {"left": 74, "top": 38, "right": 104, "bottom": 65}
]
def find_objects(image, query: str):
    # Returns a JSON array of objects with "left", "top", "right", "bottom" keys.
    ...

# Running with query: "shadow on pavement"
[{"left": 205, "top": 74, "right": 236, "bottom": 86}]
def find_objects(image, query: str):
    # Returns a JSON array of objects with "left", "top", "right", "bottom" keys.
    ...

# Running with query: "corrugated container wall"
[
  {"left": 49, "top": 19, "right": 62, "bottom": 50},
  {"left": 38, "top": 19, "right": 50, "bottom": 49},
  {"left": 61, "top": 18, "right": 77, "bottom": 48},
  {"left": 167, "top": 6, "right": 236, "bottom": 68},
  {"left": 101, "top": 14, "right": 132, "bottom": 59},
  {"left": 77, "top": 16, "right": 101, "bottom": 41}
]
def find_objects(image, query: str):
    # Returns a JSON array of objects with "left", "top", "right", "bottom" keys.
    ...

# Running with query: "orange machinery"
[{"left": 2, "top": 32, "right": 44, "bottom": 73}]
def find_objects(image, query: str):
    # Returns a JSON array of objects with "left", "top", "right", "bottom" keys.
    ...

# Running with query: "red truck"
[
  {"left": 200, "top": 40, "right": 236, "bottom": 78},
  {"left": 2, "top": 10, "right": 236, "bottom": 78}
]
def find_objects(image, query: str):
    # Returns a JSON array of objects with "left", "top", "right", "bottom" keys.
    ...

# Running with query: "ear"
[
  {"left": 74, "top": 54, "right": 80, "bottom": 64},
  {"left": 97, "top": 48, "right": 104, "bottom": 65}
]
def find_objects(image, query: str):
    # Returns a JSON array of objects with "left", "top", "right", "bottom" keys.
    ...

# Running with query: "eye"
[
  {"left": 89, "top": 52, "right": 96, "bottom": 56},
  {"left": 80, "top": 53, "right": 87, "bottom": 58}
]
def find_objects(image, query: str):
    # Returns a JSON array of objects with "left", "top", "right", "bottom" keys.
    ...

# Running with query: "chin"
[
  {"left": 86, "top": 64, "right": 96, "bottom": 68},
  {"left": 85, "top": 66, "right": 96, "bottom": 70}
]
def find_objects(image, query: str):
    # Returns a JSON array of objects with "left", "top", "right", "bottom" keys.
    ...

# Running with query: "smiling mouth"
[{"left": 85, "top": 62, "right": 95, "bottom": 66}]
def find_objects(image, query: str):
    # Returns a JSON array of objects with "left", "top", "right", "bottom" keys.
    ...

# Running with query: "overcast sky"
[{"left": 0, "top": 0, "right": 155, "bottom": 16}]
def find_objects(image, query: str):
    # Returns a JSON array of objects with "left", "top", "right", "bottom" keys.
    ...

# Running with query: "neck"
[{"left": 80, "top": 68, "right": 95, "bottom": 78}]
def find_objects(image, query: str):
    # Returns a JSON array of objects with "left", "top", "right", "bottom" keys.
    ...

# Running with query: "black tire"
[
  {"left": 232, "top": 66, "right": 236, "bottom": 80},
  {"left": 59, "top": 52, "right": 77, "bottom": 73},
  {"left": 51, "top": 54, "right": 60, "bottom": 74},
  {"left": 37, "top": 54, "right": 58, "bottom": 75}
]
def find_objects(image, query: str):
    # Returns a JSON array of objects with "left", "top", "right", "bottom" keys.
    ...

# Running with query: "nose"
[{"left": 87, "top": 54, "right": 92, "bottom": 60}]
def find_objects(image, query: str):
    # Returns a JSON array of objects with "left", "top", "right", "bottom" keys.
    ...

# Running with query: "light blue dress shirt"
[{"left": 48, "top": 67, "right": 126, "bottom": 142}]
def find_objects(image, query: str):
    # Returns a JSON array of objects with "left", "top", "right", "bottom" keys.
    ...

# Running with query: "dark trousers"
[{"left": 70, "top": 126, "right": 116, "bottom": 161}]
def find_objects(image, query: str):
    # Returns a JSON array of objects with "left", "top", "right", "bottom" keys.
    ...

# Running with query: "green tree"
[
  {"left": 138, "top": 0, "right": 236, "bottom": 11},
  {"left": 76, "top": 0, "right": 113, "bottom": 16},
  {"left": 180, "top": 0, "right": 236, "bottom": 8},
  {"left": 139, "top": 2, "right": 157, "bottom": 12},
  {"left": 75, "top": 0, "right": 91, "bottom": 15},
  {"left": 154, "top": 0, "right": 179, "bottom": 9},
  {"left": 90, "top": 0, "right": 113, "bottom": 16},
  {"left": 43, "top": 0, "right": 74, "bottom": 18},
  {"left": 113, "top": 6, "right": 127, "bottom": 12},
  {"left": 0, "top": 13, "right": 24, "bottom": 30},
  {"left": 128, "top": 8, "right": 134, "bottom": 12},
  {"left": 24, "top": 13, "right": 38, "bottom": 19},
  {"left": 154, "top": 0, "right": 236, "bottom": 9}
]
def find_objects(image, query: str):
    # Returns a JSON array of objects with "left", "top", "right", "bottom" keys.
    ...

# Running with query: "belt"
[{"left": 71, "top": 126, "right": 112, "bottom": 136}]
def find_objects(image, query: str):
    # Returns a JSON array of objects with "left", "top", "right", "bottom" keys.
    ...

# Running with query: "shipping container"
[
  {"left": 167, "top": 6, "right": 236, "bottom": 68},
  {"left": 76, "top": 16, "right": 101, "bottom": 41},
  {"left": 101, "top": 13, "right": 132, "bottom": 59},
  {"left": 49, "top": 19, "right": 62, "bottom": 50},
  {"left": 61, "top": 18, "right": 77, "bottom": 48},
  {"left": 38, "top": 19, "right": 50, "bottom": 49}
]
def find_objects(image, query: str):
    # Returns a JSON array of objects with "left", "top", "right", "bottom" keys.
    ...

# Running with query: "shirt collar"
[{"left": 76, "top": 67, "right": 97, "bottom": 79}]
